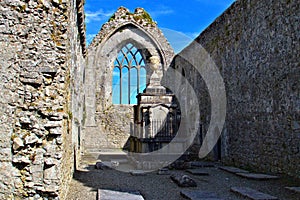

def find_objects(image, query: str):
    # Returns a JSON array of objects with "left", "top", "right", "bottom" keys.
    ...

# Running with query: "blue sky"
[{"left": 84, "top": 0, "right": 236, "bottom": 53}]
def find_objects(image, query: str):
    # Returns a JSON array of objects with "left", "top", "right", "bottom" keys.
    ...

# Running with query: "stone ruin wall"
[
  {"left": 0, "top": 0, "right": 86, "bottom": 199},
  {"left": 176, "top": 0, "right": 299, "bottom": 177}
]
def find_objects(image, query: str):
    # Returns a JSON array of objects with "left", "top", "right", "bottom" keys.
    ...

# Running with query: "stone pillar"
[{"left": 146, "top": 56, "right": 166, "bottom": 94}]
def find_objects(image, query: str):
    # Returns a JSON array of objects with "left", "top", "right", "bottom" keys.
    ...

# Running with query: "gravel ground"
[{"left": 66, "top": 162, "right": 300, "bottom": 200}]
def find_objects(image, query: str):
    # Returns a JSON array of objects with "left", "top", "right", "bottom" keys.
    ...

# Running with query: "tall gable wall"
[{"left": 84, "top": 7, "right": 174, "bottom": 151}]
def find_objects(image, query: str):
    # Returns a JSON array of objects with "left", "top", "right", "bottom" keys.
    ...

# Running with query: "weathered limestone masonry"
[
  {"left": 0, "top": 0, "right": 86, "bottom": 199},
  {"left": 84, "top": 7, "right": 174, "bottom": 151},
  {"left": 176, "top": 0, "right": 299, "bottom": 177}
]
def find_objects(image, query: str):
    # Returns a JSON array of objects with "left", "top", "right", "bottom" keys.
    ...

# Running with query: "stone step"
[
  {"left": 186, "top": 169, "right": 209, "bottom": 176},
  {"left": 180, "top": 190, "right": 224, "bottom": 200},
  {"left": 230, "top": 187, "right": 278, "bottom": 200},
  {"left": 98, "top": 189, "right": 144, "bottom": 200},
  {"left": 218, "top": 166, "right": 249, "bottom": 174},
  {"left": 236, "top": 173, "right": 279, "bottom": 180},
  {"left": 189, "top": 161, "right": 215, "bottom": 168},
  {"left": 285, "top": 187, "right": 300, "bottom": 193}
]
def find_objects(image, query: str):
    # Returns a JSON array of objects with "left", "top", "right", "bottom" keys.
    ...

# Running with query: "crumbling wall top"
[{"left": 88, "top": 6, "right": 174, "bottom": 64}]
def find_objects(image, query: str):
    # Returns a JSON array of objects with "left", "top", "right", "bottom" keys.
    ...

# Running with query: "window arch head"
[{"left": 112, "top": 43, "right": 147, "bottom": 105}]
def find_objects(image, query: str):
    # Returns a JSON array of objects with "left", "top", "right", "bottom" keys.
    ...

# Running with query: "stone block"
[
  {"left": 44, "top": 165, "right": 58, "bottom": 180},
  {"left": 180, "top": 190, "right": 224, "bottom": 200},
  {"left": 24, "top": 133, "right": 39, "bottom": 145},
  {"left": 230, "top": 187, "right": 278, "bottom": 200},
  {"left": 44, "top": 121, "right": 62, "bottom": 129},
  {"left": 219, "top": 166, "right": 249, "bottom": 174},
  {"left": 98, "top": 189, "right": 144, "bottom": 200},
  {"left": 235, "top": 173, "right": 279, "bottom": 180},
  {"left": 12, "top": 155, "right": 30, "bottom": 164}
]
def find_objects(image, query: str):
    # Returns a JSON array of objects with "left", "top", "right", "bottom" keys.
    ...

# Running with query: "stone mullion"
[
  {"left": 137, "top": 66, "right": 140, "bottom": 95},
  {"left": 128, "top": 65, "right": 131, "bottom": 104},
  {"left": 120, "top": 65, "right": 123, "bottom": 104}
]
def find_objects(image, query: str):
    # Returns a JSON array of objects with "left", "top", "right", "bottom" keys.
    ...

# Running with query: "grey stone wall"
[
  {"left": 177, "top": 0, "right": 299, "bottom": 177},
  {"left": 0, "top": 0, "right": 85, "bottom": 199}
]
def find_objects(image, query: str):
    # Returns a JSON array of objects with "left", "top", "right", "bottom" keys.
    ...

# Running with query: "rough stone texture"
[
  {"left": 175, "top": 0, "right": 300, "bottom": 178},
  {"left": 84, "top": 7, "right": 174, "bottom": 151},
  {"left": 0, "top": 0, "right": 85, "bottom": 199}
]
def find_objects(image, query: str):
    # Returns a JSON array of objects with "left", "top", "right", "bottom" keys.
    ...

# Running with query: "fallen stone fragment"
[
  {"left": 170, "top": 174, "right": 197, "bottom": 187},
  {"left": 236, "top": 173, "right": 279, "bottom": 180},
  {"left": 186, "top": 169, "right": 209, "bottom": 176},
  {"left": 130, "top": 170, "right": 147, "bottom": 176},
  {"left": 285, "top": 187, "right": 300, "bottom": 193},
  {"left": 231, "top": 187, "right": 278, "bottom": 200},
  {"left": 180, "top": 190, "right": 224, "bottom": 200},
  {"left": 98, "top": 189, "right": 144, "bottom": 200},
  {"left": 218, "top": 166, "right": 249, "bottom": 174}
]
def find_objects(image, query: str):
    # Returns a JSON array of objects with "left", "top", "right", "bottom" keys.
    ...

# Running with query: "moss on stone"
[{"left": 108, "top": 14, "right": 116, "bottom": 22}]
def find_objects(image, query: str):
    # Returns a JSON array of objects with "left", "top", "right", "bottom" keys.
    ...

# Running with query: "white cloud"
[
  {"left": 148, "top": 7, "right": 174, "bottom": 18},
  {"left": 85, "top": 9, "right": 114, "bottom": 23}
]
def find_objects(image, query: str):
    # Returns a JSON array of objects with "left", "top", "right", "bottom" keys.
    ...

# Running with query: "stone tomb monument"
[{"left": 130, "top": 56, "right": 180, "bottom": 153}]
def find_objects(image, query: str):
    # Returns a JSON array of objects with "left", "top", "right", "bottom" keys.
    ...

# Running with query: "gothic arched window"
[{"left": 112, "top": 43, "right": 146, "bottom": 104}]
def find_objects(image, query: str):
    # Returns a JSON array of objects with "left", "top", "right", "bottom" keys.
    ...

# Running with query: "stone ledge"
[{"left": 285, "top": 187, "right": 300, "bottom": 193}]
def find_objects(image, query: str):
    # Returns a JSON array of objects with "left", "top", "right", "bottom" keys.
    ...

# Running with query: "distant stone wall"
[
  {"left": 177, "top": 0, "right": 299, "bottom": 177},
  {"left": 0, "top": 0, "right": 85, "bottom": 199}
]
